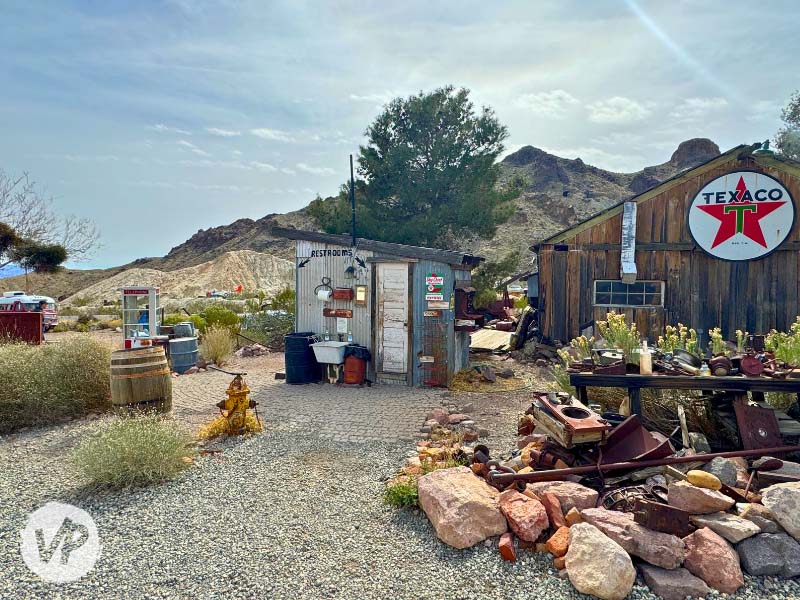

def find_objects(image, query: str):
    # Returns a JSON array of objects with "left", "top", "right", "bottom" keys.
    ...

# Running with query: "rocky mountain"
[{"left": 0, "top": 138, "right": 720, "bottom": 298}]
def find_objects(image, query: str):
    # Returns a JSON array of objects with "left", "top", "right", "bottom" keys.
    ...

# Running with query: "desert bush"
[
  {"left": 73, "top": 415, "right": 195, "bottom": 488},
  {"left": 202, "top": 305, "right": 240, "bottom": 333},
  {"left": 107, "top": 318, "right": 123, "bottom": 329},
  {"left": 70, "top": 296, "right": 93, "bottom": 307},
  {"left": 162, "top": 313, "right": 207, "bottom": 332},
  {"left": 240, "top": 311, "right": 295, "bottom": 349},
  {"left": 200, "top": 325, "right": 234, "bottom": 366},
  {"left": 384, "top": 459, "right": 465, "bottom": 508},
  {"left": 0, "top": 338, "right": 111, "bottom": 433}
]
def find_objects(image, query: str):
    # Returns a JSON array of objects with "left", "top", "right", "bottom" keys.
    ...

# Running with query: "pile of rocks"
[
  {"left": 418, "top": 404, "right": 487, "bottom": 444},
  {"left": 415, "top": 458, "right": 800, "bottom": 599},
  {"left": 235, "top": 343, "right": 270, "bottom": 358}
]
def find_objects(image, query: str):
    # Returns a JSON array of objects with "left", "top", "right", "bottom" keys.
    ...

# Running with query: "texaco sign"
[{"left": 688, "top": 171, "right": 795, "bottom": 261}]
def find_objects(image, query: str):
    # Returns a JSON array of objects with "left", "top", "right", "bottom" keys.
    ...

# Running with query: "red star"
[{"left": 697, "top": 200, "right": 784, "bottom": 248}]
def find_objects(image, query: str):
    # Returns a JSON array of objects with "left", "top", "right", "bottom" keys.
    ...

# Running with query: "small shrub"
[
  {"left": 270, "top": 288, "right": 296, "bottom": 314},
  {"left": 200, "top": 325, "right": 234, "bottom": 366},
  {"left": 107, "top": 318, "right": 123, "bottom": 329},
  {"left": 202, "top": 305, "right": 240, "bottom": 333},
  {"left": 162, "top": 313, "right": 207, "bottom": 332},
  {"left": 383, "top": 477, "right": 419, "bottom": 508},
  {"left": 71, "top": 296, "right": 93, "bottom": 307},
  {"left": 73, "top": 415, "right": 195, "bottom": 488},
  {"left": 0, "top": 338, "right": 111, "bottom": 433},
  {"left": 240, "top": 311, "right": 294, "bottom": 349}
]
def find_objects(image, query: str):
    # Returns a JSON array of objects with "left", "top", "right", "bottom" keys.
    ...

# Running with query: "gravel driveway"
[{"left": 2, "top": 381, "right": 799, "bottom": 599}]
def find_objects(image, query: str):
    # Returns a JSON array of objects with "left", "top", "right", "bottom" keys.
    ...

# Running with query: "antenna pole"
[{"left": 350, "top": 154, "right": 356, "bottom": 247}]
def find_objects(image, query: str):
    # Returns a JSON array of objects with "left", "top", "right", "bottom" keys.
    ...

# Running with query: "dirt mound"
[{"left": 63, "top": 250, "right": 294, "bottom": 305}]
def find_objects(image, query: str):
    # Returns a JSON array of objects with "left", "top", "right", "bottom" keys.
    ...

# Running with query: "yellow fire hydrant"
[{"left": 214, "top": 371, "right": 259, "bottom": 435}]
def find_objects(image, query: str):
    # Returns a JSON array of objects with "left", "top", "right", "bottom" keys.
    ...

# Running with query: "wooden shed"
[
  {"left": 533, "top": 143, "right": 800, "bottom": 344},
  {"left": 272, "top": 227, "right": 483, "bottom": 386}
]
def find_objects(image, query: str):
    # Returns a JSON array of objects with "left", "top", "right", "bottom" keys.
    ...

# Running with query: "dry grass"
[
  {"left": 449, "top": 367, "right": 532, "bottom": 393},
  {"left": 197, "top": 413, "right": 263, "bottom": 439},
  {"left": 73, "top": 415, "right": 195, "bottom": 488},
  {"left": 199, "top": 325, "right": 234, "bottom": 366},
  {"left": 0, "top": 338, "right": 111, "bottom": 433}
]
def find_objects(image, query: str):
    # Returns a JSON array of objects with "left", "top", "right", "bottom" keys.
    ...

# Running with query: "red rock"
[
  {"left": 541, "top": 492, "right": 567, "bottom": 530},
  {"left": 498, "top": 489, "right": 549, "bottom": 542},
  {"left": 528, "top": 481, "right": 598, "bottom": 512},
  {"left": 565, "top": 507, "right": 583, "bottom": 526},
  {"left": 668, "top": 481, "right": 735, "bottom": 514},
  {"left": 546, "top": 526, "right": 571, "bottom": 557},
  {"left": 427, "top": 408, "right": 449, "bottom": 425},
  {"left": 517, "top": 433, "right": 548, "bottom": 449},
  {"left": 683, "top": 527, "right": 743, "bottom": 594},
  {"left": 639, "top": 565, "right": 710, "bottom": 600},
  {"left": 448, "top": 413, "right": 469, "bottom": 424},
  {"left": 553, "top": 555, "right": 566, "bottom": 570},
  {"left": 499, "top": 532, "right": 516, "bottom": 562}
]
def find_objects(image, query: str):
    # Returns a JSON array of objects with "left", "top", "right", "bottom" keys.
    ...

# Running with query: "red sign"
[
  {"left": 323, "top": 308, "right": 353, "bottom": 318},
  {"left": 122, "top": 289, "right": 158, "bottom": 295}
]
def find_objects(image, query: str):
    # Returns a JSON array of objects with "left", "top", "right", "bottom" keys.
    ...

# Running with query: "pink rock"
[
  {"left": 566, "top": 523, "right": 636, "bottom": 600},
  {"left": 541, "top": 492, "right": 567, "bottom": 530},
  {"left": 498, "top": 489, "right": 549, "bottom": 542},
  {"left": 668, "top": 481, "right": 734, "bottom": 514},
  {"left": 581, "top": 508, "right": 685, "bottom": 570},
  {"left": 427, "top": 408, "right": 449, "bottom": 426},
  {"left": 447, "top": 413, "right": 469, "bottom": 424},
  {"left": 417, "top": 466, "right": 507, "bottom": 549},
  {"left": 528, "top": 481, "right": 598, "bottom": 512},
  {"left": 683, "top": 527, "right": 743, "bottom": 594}
]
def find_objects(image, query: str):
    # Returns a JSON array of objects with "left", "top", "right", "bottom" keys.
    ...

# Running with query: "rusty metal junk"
[{"left": 529, "top": 392, "right": 611, "bottom": 448}]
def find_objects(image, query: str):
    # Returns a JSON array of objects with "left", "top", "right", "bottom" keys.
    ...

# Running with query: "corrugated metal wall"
[{"left": 295, "top": 240, "right": 375, "bottom": 377}]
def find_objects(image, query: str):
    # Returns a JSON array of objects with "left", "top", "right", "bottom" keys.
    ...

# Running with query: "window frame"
[{"left": 593, "top": 279, "right": 665, "bottom": 308}]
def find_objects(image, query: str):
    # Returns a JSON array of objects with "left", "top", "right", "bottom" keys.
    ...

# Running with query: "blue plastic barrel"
[
  {"left": 173, "top": 322, "right": 195, "bottom": 338},
  {"left": 170, "top": 336, "right": 199, "bottom": 374},
  {"left": 284, "top": 332, "right": 320, "bottom": 384}
]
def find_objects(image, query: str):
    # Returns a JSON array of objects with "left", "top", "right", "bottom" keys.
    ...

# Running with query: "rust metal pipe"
[{"left": 486, "top": 445, "right": 800, "bottom": 486}]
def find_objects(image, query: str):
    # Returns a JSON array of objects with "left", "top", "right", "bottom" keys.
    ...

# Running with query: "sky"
[{"left": 0, "top": 1, "right": 797, "bottom": 268}]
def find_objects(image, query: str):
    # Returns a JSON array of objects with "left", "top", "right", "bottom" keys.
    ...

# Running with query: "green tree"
[
  {"left": 0, "top": 221, "right": 67, "bottom": 273},
  {"left": 470, "top": 251, "right": 521, "bottom": 308},
  {"left": 775, "top": 90, "right": 800, "bottom": 160},
  {"left": 308, "top": 86, "right": 521, "bottom": 247}
]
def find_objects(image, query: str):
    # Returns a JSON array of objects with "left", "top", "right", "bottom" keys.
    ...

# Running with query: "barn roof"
[
  {"left": 271, "top": 226, "right": 485, "bottom": 267},
  {"left": 530, "top": 143, "right": 800, "bottom": 250}
]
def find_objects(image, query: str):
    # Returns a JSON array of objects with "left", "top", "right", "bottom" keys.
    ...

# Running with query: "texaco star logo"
[{"left": 688, "top": 171, "right": 794, "bottom": 261}]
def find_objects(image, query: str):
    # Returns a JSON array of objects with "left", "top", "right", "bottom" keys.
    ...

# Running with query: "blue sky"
[{"left": 1, "top": 0, "right": 797, "bottom": 268}]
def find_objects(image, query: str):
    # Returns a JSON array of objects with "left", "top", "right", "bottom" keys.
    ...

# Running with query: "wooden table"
[{"left": 569, "top": 373, "right": 800, "bottom": 440}]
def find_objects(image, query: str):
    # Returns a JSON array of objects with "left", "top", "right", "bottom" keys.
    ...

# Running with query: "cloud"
[
  {"left": 205, "top": 127, "right": 241, "bottom": 137},
  {"left": 250, "top": 161, "right": 277, "bottom": 172},
  {"left": 251, "top": 128, "right": 295, "bottom": 142},
  {"left": 177, "top": 139, "right": 211, "bottom": 157},
  {"left": 349, "top": 92, "right": 397, "bottom": 105},
  {"left": 147, "top": 123, "right": 191, "bottom": 135},
  {"left": 296, "top": 162, "right": 336, "bottom": 176},
  {"left": 669, "top": 97, "right": 729, "bottom": 121},
  {"left": 513, "top": 90, "right": 580, "bottom": 118},
  {"left": 281, "top": 167, "right": 297, "bottom": 175},
  {"left": 38, "top": 153, "right": 120, "bottom": 162},
  {"left": 541, "top": 145, "right": 641, "bottom": 172},
  {"left": 747, "top": 99, "right": 782, "bottom": 122},
  {"left": 587, "top": 97, "right": 651, "bottom": 124}
]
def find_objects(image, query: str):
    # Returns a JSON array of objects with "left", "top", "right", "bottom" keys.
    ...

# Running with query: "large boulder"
[
  {"left": 565, "top": 523, "right": 636, "bottom": 600},
  {"left": 638, "top": 565, "right": 710, "bottom": 600},
  {"left": 683, "top": 527, "right": 743, "bottom": 594},
  {"left": 527, "top": 481, "right": 598, "bottom": 512},
  {"left": 690, "top": 511, "right": 760, "bottom": 543},
  {"left": 702, "top": 457, "right": 738, "bottom": 488},
  {"left": 497, "top": 489, "right": 549, "bottom": 542},
  {"left": 668, "top": 481, "right": 734, "bottom": 514},
  {"left": 761, "top": 482, "right": 800, "bottom": 541},
  {"left": 417, "top": 466, "right": 507, "bottom": 549},
  {"left": 581, "top": 508, "right": 684, "bottom": 569},
  {"left": 737, "top": 532, "right": 800, "bottom": 578}
]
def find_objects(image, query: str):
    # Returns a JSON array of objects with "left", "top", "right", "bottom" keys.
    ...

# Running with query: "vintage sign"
[
  {"left": 425, "top": 272, "right": 444, "bottom": 301},
  {"left": 427, "top": 301, "right": 449, "bottom": 310},
  {"left": 423, "top": 310, "right": 441, "bottom": 317},
  {"left": 322, "top": 308, "right": 353, "bottom": 318},
  {"left": 688, "top": 171, "right": 794, "bottom": 261}
]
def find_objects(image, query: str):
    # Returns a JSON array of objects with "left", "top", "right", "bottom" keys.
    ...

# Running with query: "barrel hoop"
[
  {"left": 112, "top": 367, "right": 171, "bottom": 380},
  {"left": 111, "top": 361, "right": 168, "bottom": 370}
]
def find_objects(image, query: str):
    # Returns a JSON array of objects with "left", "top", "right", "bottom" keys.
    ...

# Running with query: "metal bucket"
[
  {"left": 170, "top": 336, "right": 199, "bottom": 374},
  {"left": 173, "top": 322, "right": 196, "bottom": 338}
]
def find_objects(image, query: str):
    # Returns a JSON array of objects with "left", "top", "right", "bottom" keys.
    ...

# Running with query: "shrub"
[
  {"left": 383, "top": 477, "right": 419, "bottom": 508},
  {"left": 240, "top": 311, "right": 294, "bottom": 349},
  {"left": 202, "top": 305, "right": 240, "bottom": 333},
  {"left": 107, "top": 318, "right": 123, "bottom": 329},
  {"left": 162, "top": 313, "right": 207, "bottom": 332},
  {"left": 200, "top": 325, "right": 234, "bottom": 366},
  {"left": 73, "top": 415, "right": 195, "bottom": 488},
  {"left": 270, "top": 288, "right": 296, "bottom": 314},
  {"left": 0, "top": 338, "right": 111, "bottom": 433}
]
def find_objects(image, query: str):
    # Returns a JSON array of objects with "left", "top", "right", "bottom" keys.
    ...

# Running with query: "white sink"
[{"left": 311, "top": 341, "right": 350, "bottom": 364}]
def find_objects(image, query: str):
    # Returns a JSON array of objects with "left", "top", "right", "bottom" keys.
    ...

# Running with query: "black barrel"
[{"left": 284, "top": 332, "right": 321, "bottom": 384}]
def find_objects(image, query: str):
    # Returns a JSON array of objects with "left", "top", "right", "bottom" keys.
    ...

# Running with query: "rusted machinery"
[{"left": 209, "top": 366, "right": 260, "bottom": 435}]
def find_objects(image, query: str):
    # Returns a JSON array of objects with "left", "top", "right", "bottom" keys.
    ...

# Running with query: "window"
[{"left": 593, "top": 280, "right": 664, "bottom": 307}]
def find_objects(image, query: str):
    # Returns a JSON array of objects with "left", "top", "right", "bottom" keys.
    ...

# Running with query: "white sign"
[
  {"left": 688, "top": 171, "right": 794, "bottom": 261},
  {"left": 20, "top": 501, "right": 101, "bottom": 583}
]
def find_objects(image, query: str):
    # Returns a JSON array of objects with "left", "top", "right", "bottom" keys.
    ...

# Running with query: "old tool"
[
  {"left": 484, "top": 445, "right": 800, "bottom": 488},
  {"left": 601, "top": 485, "right": 668, "bottom": 512},
  {"left": 208, "top": 366, "right": 260, "bottom": 435},
  {"left": 743, "top": 457, "right": 783, "bottom": 497},
  {"left": 633, "top": 499, "right": 692, "bottom": 537}
]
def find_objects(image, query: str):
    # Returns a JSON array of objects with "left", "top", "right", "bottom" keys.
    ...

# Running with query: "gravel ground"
[{"left": 2, "top": 420, "right": 799, "bottom": 599}]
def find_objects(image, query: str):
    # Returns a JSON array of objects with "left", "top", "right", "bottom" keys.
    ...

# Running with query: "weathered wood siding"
[{"left": 538, "top": 155, "right": 800, "bottom": 342}]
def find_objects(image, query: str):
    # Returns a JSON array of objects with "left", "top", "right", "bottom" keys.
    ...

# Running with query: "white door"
[{"left": 376, "top": 263, "right": 409, "bottom": 374}]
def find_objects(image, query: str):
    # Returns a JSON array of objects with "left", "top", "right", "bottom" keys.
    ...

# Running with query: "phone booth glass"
[{"left": 120, "top": 288, "right": 160, "bottom": 345}]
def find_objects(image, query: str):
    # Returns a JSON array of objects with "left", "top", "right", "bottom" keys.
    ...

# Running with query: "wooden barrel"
[{"left": 110, "top": 347, "right": 172, "bottom": 413}]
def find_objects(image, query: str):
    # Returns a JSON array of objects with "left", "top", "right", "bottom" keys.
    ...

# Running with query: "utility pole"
[{"left": 350, "top": 154, "right": 356, "bottom": 247}]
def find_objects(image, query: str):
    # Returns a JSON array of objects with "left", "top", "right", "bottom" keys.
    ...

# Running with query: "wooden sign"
[
  {"left": 427, "top": 301, "right": 449, "bottom": 309},
  {"left": 323, "top": 308, "right": 353, "bottom": 318}
]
